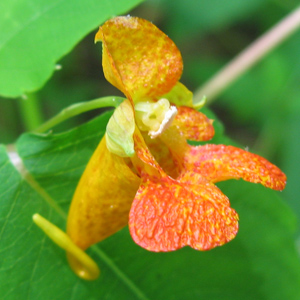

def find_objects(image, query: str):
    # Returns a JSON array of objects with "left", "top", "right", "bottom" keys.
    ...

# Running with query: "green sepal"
[
  {"left": 162, "top": 82, "right": 194, "bottom": 107},
  {"left": 106, "top": 99, "right": 135, "bottom": 157}
]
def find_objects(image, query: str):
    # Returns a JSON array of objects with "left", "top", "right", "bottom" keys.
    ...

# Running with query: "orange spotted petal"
[
  {"left": 129, "top": 172, "right": 239, "bottom": 252},
  {"left": 173, "top": 106, "right": 215, "bottom": 141},
  {"left": 184, "top": 144, "right": 286, "bottom": 190},
  {"left": 67, "top": 137, "right": 140, "bottom": 250},
  {"left": 95, "top": 16, "right": 183, "bottom": 102}
]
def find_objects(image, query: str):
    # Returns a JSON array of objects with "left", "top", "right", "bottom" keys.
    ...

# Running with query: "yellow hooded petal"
[
  {"left": 67, "top": 137, "right": 140, "bottom": 250},
  {"left": 95, "top": 16, "right": 183, "bottom": 102}
]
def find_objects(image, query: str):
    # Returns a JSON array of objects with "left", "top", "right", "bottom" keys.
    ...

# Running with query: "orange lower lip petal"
[{"left": 129, "top": 172, "right": 238, "bottom": 252}]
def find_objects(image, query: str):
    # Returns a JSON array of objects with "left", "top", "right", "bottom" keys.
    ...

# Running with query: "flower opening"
[{"left": 135, "top": 98, "right": 178, "bottom": 138}]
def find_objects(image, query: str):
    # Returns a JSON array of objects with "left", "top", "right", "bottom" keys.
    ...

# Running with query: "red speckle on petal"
[
  {"left": 129, "top": 173, "right": 239, "bottom": 252},
  {"left": 97, "top": 16, "right": 183, "bottom": 102},
  {"left": 174, "top": 106, "right": 215, "bottom": 141},
  {"left": 184, "top": 144, "right": 286, "bottom": 190}
]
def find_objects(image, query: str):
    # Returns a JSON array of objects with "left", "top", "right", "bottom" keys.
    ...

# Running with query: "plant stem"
[
  {"left": 19, "top": 93, "right": 44, "bottom": 131},
  {"left": 193, "top": 6, "right": 300, "bottom": 104},
  {"left": 33, "top": 96, "right": 124, "bottom": 133}
]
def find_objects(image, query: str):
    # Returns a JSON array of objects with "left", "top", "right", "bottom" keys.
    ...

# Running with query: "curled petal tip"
[
  {"left": 193, "top": 95, "right": 207, "bottom": 110},
  {"left": 94, "top": 27, "right": 103, "bottom": 43},
  {"left": 33, "top": 213, "right": 100, "bottom": 280},
  {"left": 67, "top": 252, "right": 100, "bottom": 281}
]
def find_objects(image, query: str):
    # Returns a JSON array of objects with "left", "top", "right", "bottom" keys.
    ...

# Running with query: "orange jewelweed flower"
[{"left": 63, "top": 16, "right": 286, "bottom": 278}]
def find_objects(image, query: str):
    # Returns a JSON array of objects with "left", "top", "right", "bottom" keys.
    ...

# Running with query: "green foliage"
[
  {"left": 0, "top": 0, "right": 143, "bottom": 98},
  {"left": 158, "top": 0, "right": 266, "bottom": 40},
  {"left": 1, "top": 110, "right": 300, "bottom": 300}
]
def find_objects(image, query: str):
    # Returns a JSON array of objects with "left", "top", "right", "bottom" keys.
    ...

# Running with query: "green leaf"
[
  {"left": 1, "top": 109, "right": 300, "bottom": 299},
  {"left": 0, "top": 0, "right": 143, "bottom": 98}
]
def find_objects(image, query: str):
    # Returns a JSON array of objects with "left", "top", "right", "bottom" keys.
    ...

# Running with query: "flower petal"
[
  {"left": 184, "top": 144, "right": 286, "bottom": 190},
  {"left": 158, "top": 126, "right": 190, "bottom": 172},
  {"left": 67, "top": 137, "right": 140, "bottom": 250},
  {"left": 133, "top": 128, "right": 163, "bottom": 174},
  {"left": 95, "top": 16, "right": 183, "bottom": 102},
  {"left": 129, "top": 172, "right": 239, "bottom": 252},
  {"left": 173, "top": 106, "right": 215, "bottom": 141},
  {"left": 142, "top": 133, "right": 179, "bottom": 178}
]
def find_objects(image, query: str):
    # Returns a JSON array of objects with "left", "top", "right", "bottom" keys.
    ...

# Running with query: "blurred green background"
[{"left": 1, "top": 0, "right": 299, "bottom": 241}]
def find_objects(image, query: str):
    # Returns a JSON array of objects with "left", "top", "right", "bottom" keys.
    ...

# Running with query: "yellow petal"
[
  {"left": 67, "top": 137, "right": 140, "bottom": 250},
  {"left": 142, "top": 133, "right": 179, "bottom": 178},
  {"left": 95, "top": 16, "right": 183, "bottom": 102},
  {"left": 159, "top": 126, "right": 190, "bottom": 172}
]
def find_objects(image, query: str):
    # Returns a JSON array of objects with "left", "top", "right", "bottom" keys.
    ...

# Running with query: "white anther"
[
  {"left": 149, "top": 105, "right": 177, "bottom": 138},
  {"left": 135, "top": 98, "right": 178, "bottom": 138}
]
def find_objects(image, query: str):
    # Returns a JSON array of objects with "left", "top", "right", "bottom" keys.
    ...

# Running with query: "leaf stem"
[
  {"left": 19, "top": 93, "right": 44, "bottom": 131},
  {"left": 33, "top": 96, "right": 124, "bottom": 133},
  {"left": 194, "top": 6, "right": 300, "bottom": 104}
]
